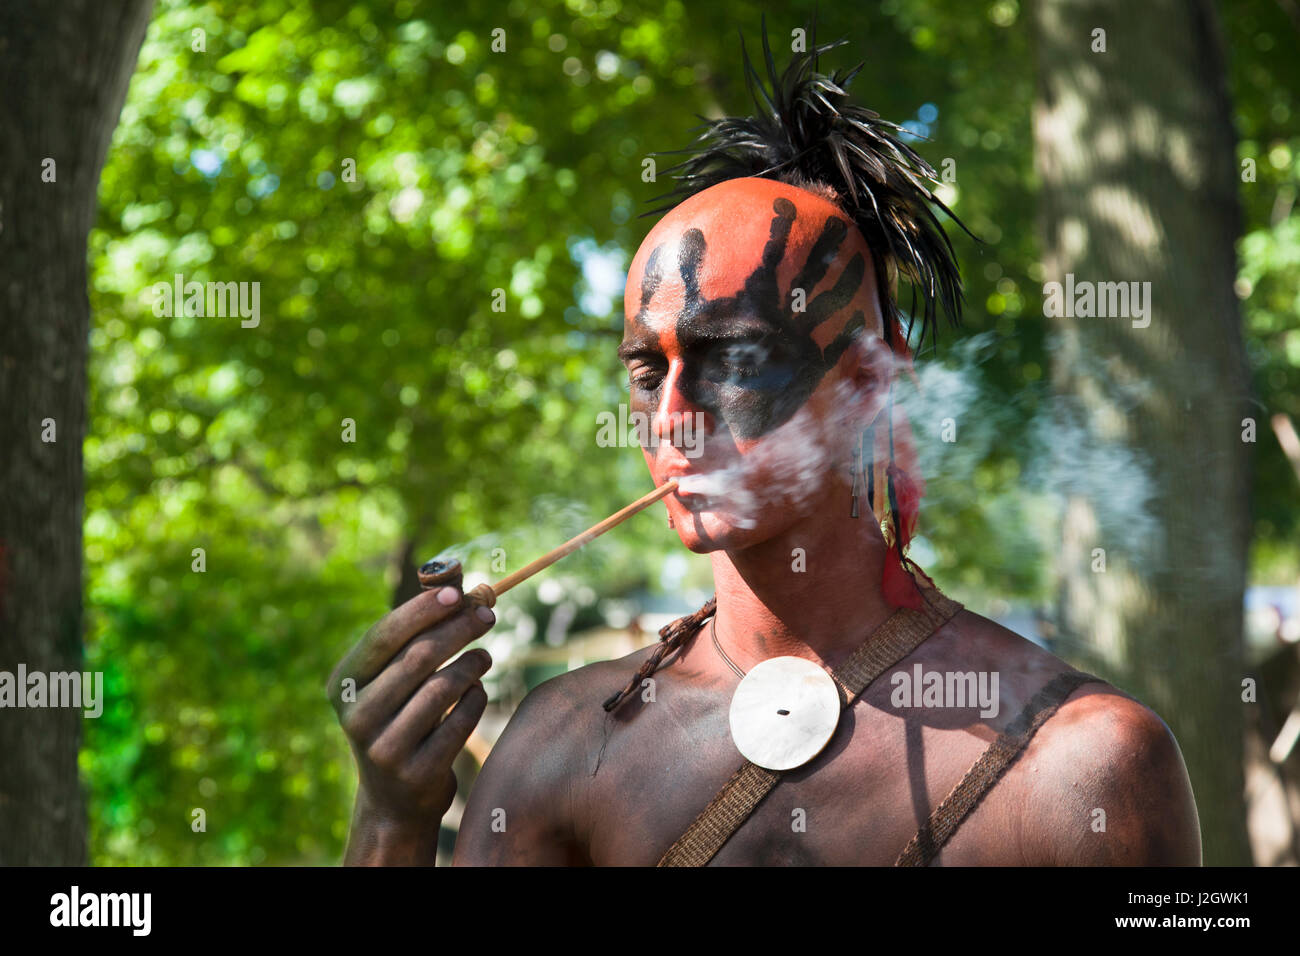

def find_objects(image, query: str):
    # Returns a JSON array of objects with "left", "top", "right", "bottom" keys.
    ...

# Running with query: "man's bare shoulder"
[
  {"left": 928, "top": 606, "right": 1067, "bottom": 673},
  {"left": 453, "top": 644, "right": 659, "bottom": 864},
  {"left": 511, "top": 644, "right": 663, "bottom": 731},
  {"left": 1018, "top": 678, "right": 1202, "bottom": 864},
  {"left": 936, "top": 609, "right": 1201, "bottom": 865}
]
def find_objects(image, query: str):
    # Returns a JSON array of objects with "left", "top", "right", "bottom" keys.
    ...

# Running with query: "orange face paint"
[{"left": 621, "top": 177, "right": 883, "bottom": 444}]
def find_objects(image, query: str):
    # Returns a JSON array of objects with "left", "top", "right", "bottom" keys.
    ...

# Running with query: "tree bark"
[
  {"left": 0, "top": 0, "right": 154, "bottom": 865},
  {"left": 1033, "top": 0, "right": 1253, "bottom": 864}
]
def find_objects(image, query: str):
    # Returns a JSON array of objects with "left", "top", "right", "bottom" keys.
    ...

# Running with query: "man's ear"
[{"left": 844, "top": 335, "right": 894, "bottom": 429}]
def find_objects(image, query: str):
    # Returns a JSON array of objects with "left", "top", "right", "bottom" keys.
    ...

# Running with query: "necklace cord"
[{"left": 710, "top": 615, "right": 746, "bottom": 679}]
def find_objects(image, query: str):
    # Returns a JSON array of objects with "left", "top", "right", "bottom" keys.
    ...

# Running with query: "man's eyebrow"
[
  {"left": 616, "top": 339, "right": 661, "bottom": 363},
  {"left": 617, "top": 316, "right": 788, "bottom": 362},
  {"left": 678, "top": 318, "right": 783, "bottom": 348}
]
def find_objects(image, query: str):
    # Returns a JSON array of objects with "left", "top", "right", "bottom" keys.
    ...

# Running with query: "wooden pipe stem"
[
  {"left": 419, "top": 480, "right": 679, "bottom": 609},
  {"left": 486, "top": 480, "right": 679, "bottom": 602}
]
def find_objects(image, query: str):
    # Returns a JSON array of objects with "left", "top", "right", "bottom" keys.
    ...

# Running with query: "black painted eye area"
[
  {"left": 703, "top": 339, "right": 800, "bottom": 391},
  {"left": 709, "top": 341, "right": 765, "bottom": 380}
]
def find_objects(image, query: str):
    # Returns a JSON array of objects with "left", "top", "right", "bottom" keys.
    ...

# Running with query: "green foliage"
[
  {"left": 84, "top": 0, "right": 1296, "bottom": 863},
  {"left": 1223, "top": 0, "right": 1300, "bottom": 565}
]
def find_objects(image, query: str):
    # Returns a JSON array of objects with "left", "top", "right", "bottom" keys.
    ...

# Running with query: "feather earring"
[
  {"left": 849, "top": 430, "right": 862, "bottom": 518},
  {"left": 864, "top": 424, "right": 876, "bottom": 514},
  {"left": 880, "top": 378, "right": 935, "bottom": 610}
]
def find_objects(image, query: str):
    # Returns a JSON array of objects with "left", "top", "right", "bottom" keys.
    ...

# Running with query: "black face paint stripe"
[
  {"left": 754, "top": 197, "right": 796, "bottom": 278},
  {"left": 636, "top": 245, "right": 665, "bottom": 320},
  {"left": 791, "top": 215, "right": 848, "bottom": 304},
  {"left": 678, "top": 228, "right": 707, "bottom": 314},
  {"left": 803, "top": 252, "right": 865, "bottom": 332},
  {"left": 822, "top": 309, "right": 867, "bottom": 369}
]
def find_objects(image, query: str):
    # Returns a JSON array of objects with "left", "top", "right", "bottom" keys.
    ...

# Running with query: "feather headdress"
[{"left": 646, "top": 18, "right": 969, "bottom": 357}]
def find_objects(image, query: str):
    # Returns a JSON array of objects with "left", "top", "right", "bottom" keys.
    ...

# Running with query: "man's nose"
[{"left": 653, "top": 360, "right": 713, "bottom": 444}]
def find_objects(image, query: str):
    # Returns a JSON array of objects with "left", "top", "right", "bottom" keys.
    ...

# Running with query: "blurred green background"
[{"left": 81, "top": 0, "right": 1298, "bottom": 863}]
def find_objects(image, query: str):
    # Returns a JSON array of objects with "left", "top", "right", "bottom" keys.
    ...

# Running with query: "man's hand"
[{"left": 326, "top": 585, "right": 496, "bottom": 865}]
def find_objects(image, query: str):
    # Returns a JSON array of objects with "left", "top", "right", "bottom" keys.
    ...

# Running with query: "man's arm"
[
  {"left": 452, "top": 674, "right": 590, "bottom": 865},
  {"left": 1022, "top": 688, "right": 1202, "bottom": 865}
]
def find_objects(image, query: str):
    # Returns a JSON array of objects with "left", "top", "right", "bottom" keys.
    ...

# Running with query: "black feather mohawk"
[{"left": 645, "top": 18, "right": 972, "bottom": 357}]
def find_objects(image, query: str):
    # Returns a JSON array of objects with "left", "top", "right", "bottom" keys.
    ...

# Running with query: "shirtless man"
[{"left": 327, "top": 41, "right": 1201, "bottom": 867}]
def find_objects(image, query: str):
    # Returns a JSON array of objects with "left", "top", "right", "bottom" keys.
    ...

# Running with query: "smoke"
[
  {"left": 676, "top": 329, "right": 1162, "bottom": 575},
  {"left": 674, "top": 377, "right": 863, "bottom": 529},
  {"left": 439, "top": 331, "right": 1163, "bottom": 596},
  {"left": 432, "top": 533, "right": 501, "bottom": 568},
  {"left": 896, "top": 332, "right": 1162, "bottom": 573},
  {"left": 432, "top": 495, "right": 600, "bottom": 568}
]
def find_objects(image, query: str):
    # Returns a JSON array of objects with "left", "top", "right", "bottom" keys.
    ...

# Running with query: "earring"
[
  {"left": 667, "top": 510, "right": 675, "bottom": 529},
  {"left": 849, "top": 431, "right": 862, "bottom": 518},
  {"left": 864, "top": 425, "right": 876, "bottom": 514}
]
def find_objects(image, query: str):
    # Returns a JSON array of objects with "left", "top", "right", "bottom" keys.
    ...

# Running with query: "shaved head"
[{"left": 622, "top": 177, "right": 884, "bottom": 441}]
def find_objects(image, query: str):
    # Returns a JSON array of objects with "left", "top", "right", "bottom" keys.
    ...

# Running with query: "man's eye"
[
  {"left": 713, "top": 342, "right": 767, "bottom": 377},
  {"left": 629, "top": 368, "right": 664, "bottom": 390}
]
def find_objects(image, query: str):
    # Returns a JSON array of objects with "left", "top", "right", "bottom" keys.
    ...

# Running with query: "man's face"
[{"left": 620, "top": 177, "right": 887, "bottom": 552}]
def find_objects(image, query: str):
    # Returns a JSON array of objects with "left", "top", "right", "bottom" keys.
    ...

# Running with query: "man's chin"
[{"left": 672, "top": 510, "right": 764, "bottom": 554}]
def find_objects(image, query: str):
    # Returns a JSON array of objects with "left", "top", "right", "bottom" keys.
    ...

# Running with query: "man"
[{"left": 328, "top": 34, "right": 1200, "bottom": 866}]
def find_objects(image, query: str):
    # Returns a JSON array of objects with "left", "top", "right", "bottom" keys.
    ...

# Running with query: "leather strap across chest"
[
  {"left": 657, "top": 586, "right": 964, "bottom": 867},
  {"left": 894, "top": 667, "right": 1101, "bottom": 866}
]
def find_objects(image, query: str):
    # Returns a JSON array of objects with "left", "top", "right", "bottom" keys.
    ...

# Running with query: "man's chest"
[{"left": 577, "top": 689, "right": 1034, "bottom": 866}]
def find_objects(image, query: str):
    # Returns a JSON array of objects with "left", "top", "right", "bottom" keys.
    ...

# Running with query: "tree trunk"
[
  {"left": 0, "top": 0, "right": 154, "bottom": 865},
  {"left": 1033, "top": 0, "right": 1253, "bottom": 864}
]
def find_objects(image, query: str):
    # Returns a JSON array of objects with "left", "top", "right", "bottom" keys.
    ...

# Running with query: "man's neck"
[{"left": 709, "top": 501, "right": 894, "bottom": 673}]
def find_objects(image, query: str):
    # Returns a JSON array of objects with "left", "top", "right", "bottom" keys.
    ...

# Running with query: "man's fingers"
[
  {"left": 341, "top": 605, "right": 495, "bottom": 741},
  {"left": 326, "top": 586, "right": 469, "bottom": 705},
  {"left": 409, "top": 681, "right": 490, "bottom": 781},
  {"left": 369, "top": 650, "right": 492, "bottom": 765}
]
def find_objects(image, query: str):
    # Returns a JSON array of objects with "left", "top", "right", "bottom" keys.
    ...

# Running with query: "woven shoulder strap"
[
  {"left": 657, "top": 587, "right": 963, "bottom": 867},
  {"left": 894, "top": 668, "right": 1103, "bottom": 866}
]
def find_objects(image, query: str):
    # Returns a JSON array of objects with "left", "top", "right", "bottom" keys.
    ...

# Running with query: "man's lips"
[
  {"left": 658, "top": 465, "right": 710, "bottom": 496},
  {"left": 663, "top": 475, "right": 702, "bottom": 496},
  {"left": 658, "top": 470, "right": 729, "bottom": 513}
]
